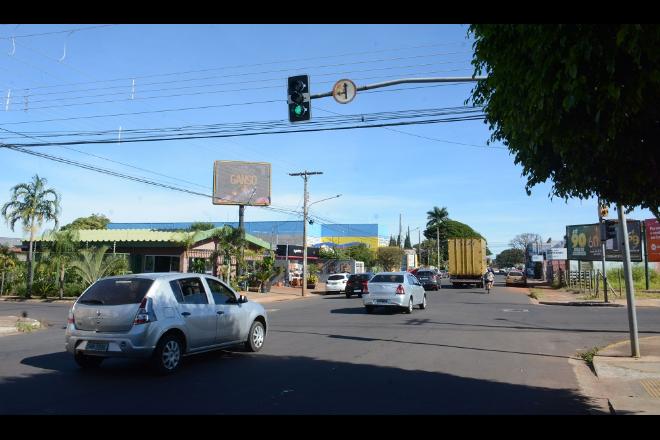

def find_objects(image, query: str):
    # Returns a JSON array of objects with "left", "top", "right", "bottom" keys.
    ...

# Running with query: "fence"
[{"left": 566, "top": 269, "right": 621, "bottom": 298}]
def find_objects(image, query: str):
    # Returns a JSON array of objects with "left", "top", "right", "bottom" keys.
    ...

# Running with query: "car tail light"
[
  {"left": 67, "top": 309, "right": 75, "bottom": 326},
  {"left": 134, "top": 297, "right": 156, "bottom": 325},
  {"left": 362, "top": 281, "right": 369, "bottom": 293},
  {"left": 395, "top": 284, "right": 405, "bottom": 295}
]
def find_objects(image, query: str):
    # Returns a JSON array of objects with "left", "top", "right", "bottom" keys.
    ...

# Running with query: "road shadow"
[
  {"left": 330, "top": 307, "right": 403, "bottom": 315},
  {"left": 4, "top": 349, "right": 605, "bottom": 414}
]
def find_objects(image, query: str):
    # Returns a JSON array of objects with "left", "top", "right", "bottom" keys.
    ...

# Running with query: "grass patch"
[
  {"left": 15, "top": 321, "right": 39, "bottom": 332},
  {"left": 529, "top": 289, "right": 542, "bottom": 300},
  {"left": 578, "top": 346, "right": 600, "bottom": 372}
]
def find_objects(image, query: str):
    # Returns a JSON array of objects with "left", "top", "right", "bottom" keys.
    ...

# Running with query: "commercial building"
[{"left": 108, "top": 221, "right": 385, "bottom": 250}]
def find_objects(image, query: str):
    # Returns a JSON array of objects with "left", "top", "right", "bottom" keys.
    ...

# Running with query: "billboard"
[
  {"left": 566, "top": 221, "right": 642, "bottom": 262},
  {"left": 645, "top": 219, "right": 660, "bottom": 262},
  {"left": 545, "top": 248, "right": 567, "bottom": 260},
  {"left": 213, "top": 161, "right": 271, "bottom": 206},
  {"left": 275, "top": 245, "right": 319, "bottom": 259}
]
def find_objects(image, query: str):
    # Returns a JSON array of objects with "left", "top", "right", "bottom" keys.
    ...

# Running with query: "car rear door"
[
  {"left": 204, "top": 277, "right": 246, "bottom": 344},
  {"left": 170, "top": 277, "right": 217, "bottom": 349}
]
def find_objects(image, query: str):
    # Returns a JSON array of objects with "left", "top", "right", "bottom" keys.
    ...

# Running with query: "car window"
[
  {"left": 206, "top": 278, "right": 236, "bottom": 305},
  {"left": 170, "top": 277, "right": 208, "bottom": 305},
  {"left": 359, "top": 274, "right": 372, "bottom": 281},
  {"left": 371, "top": 274, "right": 404, "bottom": 283},
  {"left": 348, "top": 275, "right": 358, "bottom": 281},
  {"left": 407, "top": 275, "right": 420, "bottom": 285},
  {"left": 508, "top": 271, "right": 523, "bottom": 277},
  {"left": 328, "top": 275, "right": 346, "bottom": 281},
  {"left": 78, "top": 278, "right": 154, "bottom": 306}
]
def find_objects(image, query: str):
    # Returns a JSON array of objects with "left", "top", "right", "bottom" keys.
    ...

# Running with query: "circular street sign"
[{"left": 332, "top": 79, "right": 357, "bottom": 104}]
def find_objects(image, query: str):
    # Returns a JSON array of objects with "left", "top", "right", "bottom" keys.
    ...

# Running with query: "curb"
[{"left": 539, "top": 301, "right": 624, "bottom": 307}]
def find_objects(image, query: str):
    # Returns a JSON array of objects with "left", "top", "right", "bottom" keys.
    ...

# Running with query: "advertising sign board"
[
  {"left": 566, "top": 221, "right": 642, "bottom": 262},
  {"left": 531, "top": 255, "right": 544, "bottom": 262},
  {"left": 545, "top": 248, "right": 567, "bottom": 260},
  {"left": 275, "top": 245, "right": 319, "bottom": 259},
  {"left": 645, "top": 219, "right": 660, "bottom": 262},
  {"left": 213, "top": 161, "right": 271, "bottom": 206}
]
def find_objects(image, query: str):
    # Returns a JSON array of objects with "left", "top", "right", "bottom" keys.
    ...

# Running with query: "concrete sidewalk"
[
  {"left": 526, "top": 281, "right": 660, "bottom": 308},
  {"left": 592, "top": 337, "right": 660, "bottom": 414}
]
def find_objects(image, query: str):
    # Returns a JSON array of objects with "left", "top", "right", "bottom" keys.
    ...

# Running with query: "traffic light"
[
  {"left": 600, "top": 219, "right": 618, "bottom": 241},
  {"left": 287, "top": 75, "right": 311, "bottom": 122},
  {"left": 599, "top": 204, "right": 609, "bottom": 218}
]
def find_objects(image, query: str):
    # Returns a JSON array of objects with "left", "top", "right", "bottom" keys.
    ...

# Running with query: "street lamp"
[{"left": 309, "top": 194, "right": 342, "bottom": 207}]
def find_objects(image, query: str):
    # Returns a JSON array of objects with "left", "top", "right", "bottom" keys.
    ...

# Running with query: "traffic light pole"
[
  {"left": 309, "top": 76, "right": 486, "bottom": 100},
  {"left": 617, "top": 203, "right": 640, "bottom": 358},
  {"left": 598, "top": 198, "right": 608, "bottom": 303}
]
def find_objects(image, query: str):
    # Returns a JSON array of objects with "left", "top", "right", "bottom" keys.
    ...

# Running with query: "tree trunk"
[
  {"left": 1, "top": 267, "right": 5, "bottom": 296},
  {"left": 27, "top": 224, "right": 35, "bottom": 298},
  {"left": 59, "top": 265, "right": 65, "bottom": 300}
]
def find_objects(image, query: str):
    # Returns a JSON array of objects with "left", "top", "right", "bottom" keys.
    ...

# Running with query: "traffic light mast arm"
[{"left": 309, "top": 76, "right": 487, "bottom": 99}]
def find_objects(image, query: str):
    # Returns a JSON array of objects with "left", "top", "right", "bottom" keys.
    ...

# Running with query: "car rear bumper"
[
  {"left": 362, "top": 295, "right": 407, "bottom": 307},
  {"left": 65, "top": 326, "right": 157, "bottom": 358}
]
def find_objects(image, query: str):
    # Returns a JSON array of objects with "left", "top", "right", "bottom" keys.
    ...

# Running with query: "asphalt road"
[{"left": 2, "top": 276, "right": 660, "bottom": 414}]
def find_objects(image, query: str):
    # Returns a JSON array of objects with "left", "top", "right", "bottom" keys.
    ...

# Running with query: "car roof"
[
  {"left": 374, "top": 271, "right": 409, "bottom": 275},
  {"left": 102, "top": 272, "right": 217, "bottom": 282}
]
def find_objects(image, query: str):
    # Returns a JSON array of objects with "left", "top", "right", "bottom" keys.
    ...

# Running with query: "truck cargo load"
[{"left": 448, "top": 238, "right": 487, "bottom": 287}]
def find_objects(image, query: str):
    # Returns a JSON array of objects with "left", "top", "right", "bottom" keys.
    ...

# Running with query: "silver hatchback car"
[{"left": 65, "top": 273, "right": 268, "bottom": 374}]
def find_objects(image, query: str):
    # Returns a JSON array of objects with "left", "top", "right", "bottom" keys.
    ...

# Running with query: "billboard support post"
[
  {"left": 643, "top": 222, "right": 650, "bottom": 291},
  {"left": 617, "top": 204, "right": 640, "bottom": 358},
  {"left": 598, "top": 198, "right": 609, "bottom": 303}
]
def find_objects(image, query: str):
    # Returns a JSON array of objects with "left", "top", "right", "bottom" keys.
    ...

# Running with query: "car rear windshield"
[
  {"left": 371, "top": 274, "right": 404, "bottom": 283},
  {"left": 328, "top": 275, "right": 346, "bottom": 280},
  {"left": 349, "top": 274, "right": 372, "bottom": 281},
  {"left": 417, "top": 271, "right": 434, "bottom": 277},
  {"left": 509, "top": 271, "right": 523, "bottom": 276},
  {"left": 78, "top": 278, "right": 154, "bottom": 306}
]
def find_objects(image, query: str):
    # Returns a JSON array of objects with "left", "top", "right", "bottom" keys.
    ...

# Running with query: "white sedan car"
[
  {"left": 363, "top": 272, "right": 427, "bottom": 314},
  {"left": 325, "top": 273, "right": 350, "bottom": 293}
]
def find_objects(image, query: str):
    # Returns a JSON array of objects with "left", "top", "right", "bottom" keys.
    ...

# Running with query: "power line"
[
  {"left": 12, "top": 41, "right": 471, "bottom": 91},
  {"left": 0, "top": 24, "right": 118, "bottom": 40}
]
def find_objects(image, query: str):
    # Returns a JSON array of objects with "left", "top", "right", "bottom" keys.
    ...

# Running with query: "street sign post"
[{"left": 332, "top": 79, "right": 357, "bottom": 104}]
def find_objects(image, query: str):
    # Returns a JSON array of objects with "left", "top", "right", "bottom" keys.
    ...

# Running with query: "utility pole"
[
  {"left": 418, "top": 229, "right": 421, "bottom": 268},
  {"left": 289, "top": 170, "right": 323, "bottom": 297},
  {"left": 399, "top": 214, "right": 402, "bottom": 249},
  {"left": 598, "top": 198, "right": 609, "bottom": 303},
  {"left": 436, "top": 225, "right": 440, "bottom": 269},
  {"left": 617, "top": 203, "right": 640, "bottom": 358}
]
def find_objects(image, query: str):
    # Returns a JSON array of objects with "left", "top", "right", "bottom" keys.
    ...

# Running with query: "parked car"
[
  {"left": 505, "top": 270, "right": 527, "bottom": 287},
  {"left": 363, "top": 272, "right": 427, "bottom": 314},
  {"left": 345, "top": 272, "right": 374, "bottom": 298},
  {"left": 498, "top": 269, "right": 507, "bottom": 275},
  {"left": 438, "top": 270, "right": 449, "bottom": 279},
  {"left": 415, "top": 270, "right": 441, "bottom": 291},
  {"left": 65, "top": 273, "right": 268, "bottom": 374},
  {"left": 326, "top": 273, "right": 350, "bottom": 294}
]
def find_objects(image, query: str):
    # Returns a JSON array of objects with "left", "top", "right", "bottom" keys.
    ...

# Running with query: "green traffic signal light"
[{"left": 294, "top": 104, "right": 303, "bottom": 116}]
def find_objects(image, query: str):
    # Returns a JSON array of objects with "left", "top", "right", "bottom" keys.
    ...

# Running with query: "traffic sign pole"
[{"left": 617, "top": 203, "right": 640, "bottom": 358}]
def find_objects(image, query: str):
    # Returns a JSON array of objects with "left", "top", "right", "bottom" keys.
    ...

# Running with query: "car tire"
[
  {"left": 419, "top": 295, "right": 427, "bottom": 310},
  {"left": 365, "top": 305, "right": 374, "bottom": 314},
  {"left": 151, "top": 333, "right": 183, "bottom": 375},
  {"left": 405, "top": 298, "right": 413, "bottom": 314},
  {"left": 74, "top": 352, "right": 104, "bottom": 369},
  {"left": 245, "top": 320, "right": 266, "bottom": 353}
]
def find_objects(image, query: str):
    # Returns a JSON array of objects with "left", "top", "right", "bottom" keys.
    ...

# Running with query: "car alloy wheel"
[
  {"left": 406, "top": 298, "right": 413, "bottom": 314},
  {"left": 162, "top": 339, "right": 181, "bottom": 371},
  {"left": 252, "top": 323, "right": 265, "bottom": 349}
]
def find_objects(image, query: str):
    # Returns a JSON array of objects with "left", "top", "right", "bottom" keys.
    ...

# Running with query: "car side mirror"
[{"left": 239, "top": 295, "right": 248, "bottom": 303}]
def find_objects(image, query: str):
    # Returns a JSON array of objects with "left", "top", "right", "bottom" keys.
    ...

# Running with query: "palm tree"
[
  {"left": 41, "top": 229, "right": 79, "bottom": 299},
  {"left": 0, "top": 245, "right": 18, "bottom": 296},
  {"left": 70, "top": 246, "right": 128, "bottom": 288},
  {"left": 1, "top": 175, "right": 60, "bottom": 298},
  {"left": 210, "top": 227, "right": 245, "bottom": 282},
  {"left": 426, "top": 206, "right": 449, "bottom": 229}
]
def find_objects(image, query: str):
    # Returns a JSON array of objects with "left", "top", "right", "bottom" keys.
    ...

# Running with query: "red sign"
[{"left": 645, "top": 219, "right": 660, "bottom": 262}]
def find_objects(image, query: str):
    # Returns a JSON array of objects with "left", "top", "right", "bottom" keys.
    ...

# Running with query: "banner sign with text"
[
  {"left": 566, "top": 221, "right": 642, "bottom": 262},
  {"left": 645, "top": 218, "right": 660, "bottom": 262}
]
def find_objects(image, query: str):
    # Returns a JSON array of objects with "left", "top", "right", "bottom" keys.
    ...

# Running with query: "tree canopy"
[
  {"left": 509, "top": 233, "right": 543, "bottom": 251},
  {"left": 495, "top": 248, "right": 526, "bottom": 268},
  {"left": 61, "top": 213, "right": 109, "bottom": 230},
  {"left": 376, "top": 246, "right": 404, "bottom": 271},
  {"left": 469, "top": 25, "right": 660, "bottom": 217},
  {"left": 188, "top": 221, "right": 216, "bottom": 232}
]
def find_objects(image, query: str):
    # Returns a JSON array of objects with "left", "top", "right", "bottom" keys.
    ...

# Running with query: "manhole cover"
[
  {"left": 501, "top": 309, "right": 529, "bottom": 313},
  {"left": 640, "top": 379, "right": 660, "bottom": 398}
]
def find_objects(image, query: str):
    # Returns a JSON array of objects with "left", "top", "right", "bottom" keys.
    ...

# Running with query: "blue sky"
[{"left": 0, "top": 24, "right": 654, "bottom": 255}]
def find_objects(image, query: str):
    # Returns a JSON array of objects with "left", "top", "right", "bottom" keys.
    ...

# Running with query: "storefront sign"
[{"left": 275, "top": 244, "right": 319, "bottom": 259}]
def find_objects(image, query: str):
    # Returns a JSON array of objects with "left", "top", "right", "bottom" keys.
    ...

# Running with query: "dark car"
[
  {"left": 345, "top": 273, "right": 374, "bottom": 298},
  {"left": 415, "top": 270, "right": 441, "bottom": 291}
]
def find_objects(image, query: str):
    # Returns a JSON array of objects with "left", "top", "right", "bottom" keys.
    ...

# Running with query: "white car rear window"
[{"left": 328, "top": 275, "right": 346, "bottom": 281}]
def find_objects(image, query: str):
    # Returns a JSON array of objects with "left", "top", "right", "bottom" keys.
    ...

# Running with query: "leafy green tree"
[
  {"left": 495, "top": 248, "right": 526, "bottom": 268},
  {"left": 1, "top": 175, "right": 61, "bottom": 298},
  {"left": 70, "top": 246, "right": 129, "bottom": 288},
  {"left": 41, "top": 229, "right": 80, "bottom": 299},
  {"left": 61, "top": 214, "right": 109, "bottom": 231},
  {"left": 376, "top": 246, "right": 405, "bottom": 271},
  {"left": 318, "top": 247, "right": 337, "bottom": 260},
  {"left": 469, "top": 24, "right": 660, "bottom": 217},
  {"left": 404, "top": 231, "right": 412, "bottom": 249},
  {"left": 345, "top": 244, "right": 376, "bottom": 269},
  {"left": 0, "top": 245, "right": 18, "bottom": 296},
  {"left": 188, "top": 221, "right": 215, "bottom": 232},
  {"left": 426, "top": 206, "right": 449, "bottom": 230},
  {"left": 210, "top": 227, "right": 245, "bottom": 282},
  {"left": 388, "top": 236, "right": 397, "bottom": 246}
]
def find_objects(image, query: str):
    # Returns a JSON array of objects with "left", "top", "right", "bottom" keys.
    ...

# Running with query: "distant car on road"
[
  {"left": 363, "top": 272, "right": 427, "bottom": 314},
  {"left": 65, "top": 273, "right": 268, "bottom": 374},
  {"left": 505, "top": 270, "right": 527, "bottom": 287},
  {"left": 415, "top": 270, "right": 441, "bottom": 291},
  {"left": 345, "top": 272, "right": 374, "bottom": 298},
  {"left": 326, "top": 273, "right": 350, "bottom": 294}
]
